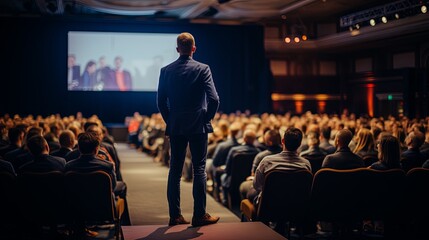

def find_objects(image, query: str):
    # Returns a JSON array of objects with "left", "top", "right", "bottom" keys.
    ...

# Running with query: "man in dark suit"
[
  {"left": 65, "top": 132, "right": 116, "bottom": 191},
  {"left": 18, "top": 135, "right": 66, "bottom": 174},
  {"left": 104, "top": 56, "right": 132, "bottom": 91},
  {"left": 0, "top": 127, "right": 25, "bottom": 158},
  {"left": 321, "top": 129, "right": 364, "bottom": 170},
  {"left": 401, "top": 130, "right": 426, "bottom": 172},
  {"left": 68, "top": 54, "right": 81, "bottom": 90},
  {"left": 157, "top": 32, "right": 220, "bottom": 227},
  {"left": 51, "top": 130, "right": 75, "bottom": 158},
  {"left": 220, "top": 129, "right": 260, "bottom": 205}
]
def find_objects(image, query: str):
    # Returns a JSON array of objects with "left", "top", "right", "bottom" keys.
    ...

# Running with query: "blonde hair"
[{"left": 353, "top": 128, "right": 375, "bottom": 153}]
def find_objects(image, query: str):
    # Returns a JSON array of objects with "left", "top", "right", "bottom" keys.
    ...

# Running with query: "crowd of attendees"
[
  {"left": 126, "top": 109, "right": 429, "bottom": 235},
  {"left": 0, "top": 112, "right": 130, "bottom": 238},
  {"left": 2, "top": 110, "right": 429, "bottom": 237}
]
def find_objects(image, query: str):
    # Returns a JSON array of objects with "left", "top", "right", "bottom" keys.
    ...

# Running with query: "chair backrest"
[
  {"left": 0, "top": 171, "right": 17, "bottom": 223},
  {"left": 65, "top": 170, "right": 115, "bottom": 223},
  {"left": 16, "top": 171, "right": 66, "bottom": 224},
  {"left": 406, "top": 168, "right": 429, "bottom": 220},
  {"left": 364, "top": 168, "right": 406, "bottom": 220},
  {"left": 229, "top": 152, "right": 258, "bottom": 206},
  {"left": 303, "top": 155, "right": 325, "bottom": 174},
  {"left": 362, "top": 155, "right": 378, "bottom": 167},
  {"left": 257, "top": 169, "right": 313, "bottom": 223},
  {"left": 311, "top": 168, "right": 371, "bottom": 222}
]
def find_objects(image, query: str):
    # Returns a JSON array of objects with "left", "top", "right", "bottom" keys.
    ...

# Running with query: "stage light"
[
  {"left": 294, "top": 37, "right": 300, "bottom": 43},
  {"left": 355, "top": 24, "right": 360, "bottom": 29},
  {"left": 395, "top": 13, "right": 399, "bottom": 19},
  {"left": 381, "top": 16, "right": 387, "bottom": 23},
  {"left": 302, "top": 35, "right": 308, "bottom": 41},
  {"left": 281, "top": 14, "right": 287, "bottom": 20},
  {"left": 349, "top": 26, "right": 353, "bottom": 31},
  {"left": 422, "top": 5, "right": 427, "bottom": 14},
  {"left": 370, "top": 19, "right": 376, "bottom": 26},
  {"left": 284, "top": 37, "right": 291, "bottom": 43}
]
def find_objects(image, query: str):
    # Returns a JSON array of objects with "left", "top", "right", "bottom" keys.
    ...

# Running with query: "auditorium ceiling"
[{"left": 0, "top": 0, "right": 398, "bottom": 24}]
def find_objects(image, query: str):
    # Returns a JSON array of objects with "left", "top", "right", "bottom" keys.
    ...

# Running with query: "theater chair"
[
  {"left": 311, "top": 168, "right": 406, "bottom": 237},
  {"left": 65, "top": 171, "right": 125, "bottom": 240},
  {"left": 226, "top": 152, "right": 257, "bottom": 210},
  {"left": 406, "top": 168, "right": 429, "bottom": 239},
  {"left": 0, "top": 171, "right": 18, "bottom": 237},
  {"left": 16, "top": 171, "right": 67, "bottom": 238},
  {"left": 240, "top": 170, "right": 313, "bottom": 238}
]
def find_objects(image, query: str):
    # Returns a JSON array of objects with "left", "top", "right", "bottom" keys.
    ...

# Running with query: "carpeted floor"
[{"left": 116, "top": 143, "right": 240, "bottom": 226}]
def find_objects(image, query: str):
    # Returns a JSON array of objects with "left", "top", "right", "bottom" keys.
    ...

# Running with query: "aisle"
[{"left": 115, "top": 143, "right": 240, "bottom": 225}]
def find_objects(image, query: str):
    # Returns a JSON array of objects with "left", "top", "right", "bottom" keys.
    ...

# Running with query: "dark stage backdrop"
[{"left": 0, "top": 16, "right": 268, "bottom": 123}]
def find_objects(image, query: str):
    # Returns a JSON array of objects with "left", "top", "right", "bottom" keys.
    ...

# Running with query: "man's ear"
[{"left": 192, "top": 46, "right": 196, "bottom": 53}]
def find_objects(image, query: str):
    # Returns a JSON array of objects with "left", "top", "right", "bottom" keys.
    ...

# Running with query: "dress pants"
[{"left": 168, "top": 133, "right": 208, "bottom": 219}]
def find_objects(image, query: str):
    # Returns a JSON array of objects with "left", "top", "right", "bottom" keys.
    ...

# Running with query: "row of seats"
[
  {"left": 240, "top": 167, "right": 429, "bottom": 238},
  {"left": 0, "top": 170, "right": 124, "bottom": 240}
]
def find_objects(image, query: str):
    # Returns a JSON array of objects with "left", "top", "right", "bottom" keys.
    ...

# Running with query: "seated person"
[
  {"left": 401, "top": 130, "right": 426, "bottom": 172},
  {"left": 51, "top": 130, "right": 75, "bottom": 158},
  {"left": 18, "top": 135, "right": 66, "bottom": 173},
  {"left": 0, "top": 127, "right": 25, "bottom": 158},
  {"left": 300, "top": 130, "right": 327, "bottom": 173},
  {"left": 239, "top": 129, "right": 282, "bottom": 200},
  {"left": 321, "top": 129, "right": 364, "bottom": 170},
  {"left": 5, "top": 127, "right": 44, "bottom": 170},
  {"left": 220, "top": 129, "right": 260, "bottom": 205},
  {"left": 0, "top": 158, "right": 15, "bottom": 175},
  {"left": 370, "top": 134, "right": 401, "bottom": 170}
]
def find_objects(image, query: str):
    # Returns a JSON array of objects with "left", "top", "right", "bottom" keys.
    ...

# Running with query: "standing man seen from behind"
[{"left": 157, "top": 32, "right": 220, "bottom": 227}]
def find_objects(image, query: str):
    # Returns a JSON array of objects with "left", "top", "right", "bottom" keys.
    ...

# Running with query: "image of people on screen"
[{"left": 68, "top": 54, "right": 81, "bottom": 90}]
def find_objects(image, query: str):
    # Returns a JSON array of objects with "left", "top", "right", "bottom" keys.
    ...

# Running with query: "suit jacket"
[
  {"left": 401, "top": 148, "right": 427, "bottom": 172},
  {"left": 212, "top": 137, "right": 239, "bottom": 167},
  {"left": 0, "top": 144, "right": 20, "bottom": 158},
  {"left": 65, "top": 154, "right": 116, "bottom": 190},
  {"left": 18, "top": 154, "right": 66, "bottom": 174},
  {"left": 50, "top": 147, "right": 72, "bottom": 158},
  {"left": 321, "top": 147, "right": 365, "bottom": 170},
  {"left": 0, "top": 159, "right": 15, "bottom": 175},
  {"left": 319, "top": 140, "right": 336, "bottom": 154},
  {"left": 157, "top": 55, "right": 220, "bottom": 136},
  {"left": 104, "top": 69, "right": 132, "bottom": 91}
]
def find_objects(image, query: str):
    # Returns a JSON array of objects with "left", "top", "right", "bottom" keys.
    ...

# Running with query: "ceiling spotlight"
[
  {"left": 422, "top": 5, "right": 427, "bottom": 14},
  {"left": 281, "top": 14, "right": 287, "bottom": 20},
  {"left": 370, "top": 19, "right": 376, "bottom": 26},
  {"left": 395, "top": 13, "right": 399, "bottom": 19},
  {"left": 284, "top": 37, "right": 291, "bottom": 43},
  {"left": 355, "top": 24, "right": 360, "bottom": 29},
  {"left": 294, "top": 37, "right": 300, "bottom": 43},
  {"left": 381, "top": 16, "right": 387, "bottom": 23},
  {"left": 302, "top": 35, "right": 308, "bottom": 41}
]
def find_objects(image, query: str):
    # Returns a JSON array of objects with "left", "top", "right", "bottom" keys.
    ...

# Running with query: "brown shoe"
[
  {"left": 169, "top": 215, "right": 190, "bottom": 226},
  {"left": 192, "top": 213, "right": 220, "bottom": 227}
]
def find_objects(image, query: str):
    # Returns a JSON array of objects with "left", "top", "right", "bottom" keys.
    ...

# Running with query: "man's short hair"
[
  {"left": 27, "top": 135, "right": 48, "bottom": 156},
  {"left": 8, "top": 127, "right": 24, "bottom": 144},
  {"left": 59, "top": 130, "right": 75, "bottom": 148},
  {"left": 283, "top": 127, "right": 303, "bottom": 151},
  {"left": 83, "top": 121, "right": 98, "bottom": 131},
  {"left": 336, "top": 129, "right": 353, "bottom": 146},
  {"left": 78, "top": 132, "right": 100, "bottom": 154},
  {"left": 177, "top": 32, "right": 195, "bottom": 54},
  {"left": 265, "top": 129, "right": 281, "bottom": 146}
]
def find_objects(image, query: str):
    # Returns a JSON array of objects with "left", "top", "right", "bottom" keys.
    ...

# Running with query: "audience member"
[
  {"left": 220, "top": 129, "right": 259, "bottom": 205},
  {"left": 321, "top": 129, "right": 364, "bottom": 169},
  {"left": 370, "top": 135, "right": 401, "bottom": 170},
  {"left": 239, "top": 129, "right": 282, "bottom": 200},
  {"left": 51, "top": 130, "right": 76, "bottom": 158},
  {"left": 18, "top": 135, "right": 66, "bottom": 173},
  {"left": 0, "top": 158, "right": 16, "bottom": 175},
  {"left": 401, "top": 130, "right": 426, "bottom": 172},
  {"left": 0, "top": 127, "right": 25, "bottom": 158},
  {"left": 319, "top": 126, "right": 336, "bottom": 154},
  {"left": 249, "top": 127, "right": 311, "bottom": 205},
  {"left": 353, "top": 128, "right": 378, "bottom": 166}
]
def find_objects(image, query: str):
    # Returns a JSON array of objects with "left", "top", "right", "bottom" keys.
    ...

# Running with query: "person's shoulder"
[{"left": 48, "top": 155, "right": 66, "bottom": 164}]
